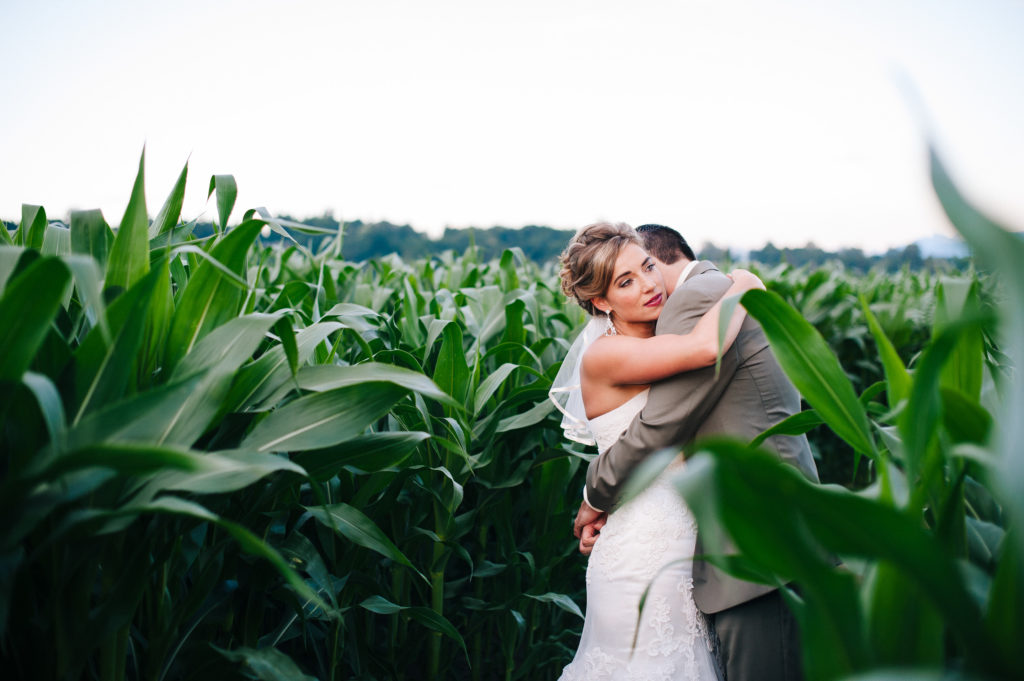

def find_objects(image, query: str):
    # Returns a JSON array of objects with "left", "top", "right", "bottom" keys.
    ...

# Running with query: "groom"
[{"left": 572, "top": 224, "right": 820, "bottom": 681}]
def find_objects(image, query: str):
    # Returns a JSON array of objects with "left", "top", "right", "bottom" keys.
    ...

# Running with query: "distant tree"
[
  {"left": 880, "top": 243, "right": 924, "bottom": 272},
  {"left": 750, "top": 242, "right": 782, "bottom": 265},
  {"left": 697, "top": 242, "right": 732, "bottom": 263},
  {"left": 837, "top": 247, "right": 872, "bottom": 272}
]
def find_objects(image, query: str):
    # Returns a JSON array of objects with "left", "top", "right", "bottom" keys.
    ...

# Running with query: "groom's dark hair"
[{"left": 636, "top": 224, "right": 697, "bottom": 264}]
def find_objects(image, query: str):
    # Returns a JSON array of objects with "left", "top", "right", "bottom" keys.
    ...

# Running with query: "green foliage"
[
  {"left": 1, "top": 145, "right": 1016, "bottom": 681},
  {"left": 0, "top": 150, "right": 584, "bottom": 680},
  {"left": 673, "top": 146, "right": 1020, "bottom": 680}
]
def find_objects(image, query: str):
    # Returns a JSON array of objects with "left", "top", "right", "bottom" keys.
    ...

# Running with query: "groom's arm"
[{"left": 584, "top": 271, "right": 743, "bottom": 511}]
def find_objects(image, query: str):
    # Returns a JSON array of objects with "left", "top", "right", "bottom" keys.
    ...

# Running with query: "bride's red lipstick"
[{"left": 645, "top": 293, "right": 663, "bottom": 307}]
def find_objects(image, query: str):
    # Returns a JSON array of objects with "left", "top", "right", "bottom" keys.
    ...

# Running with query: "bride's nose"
[{"left": 638, "top": 272, "right": 656, "bottom": 291}]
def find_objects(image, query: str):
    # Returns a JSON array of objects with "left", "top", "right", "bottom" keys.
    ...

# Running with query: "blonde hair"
[{"left": 558, "top": 222, "right": 640, "bottom": 316}]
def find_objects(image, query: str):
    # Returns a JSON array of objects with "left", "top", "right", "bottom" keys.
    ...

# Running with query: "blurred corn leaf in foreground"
[{"left": 675, "top": 146, "right": 1020, "bottom": 681}]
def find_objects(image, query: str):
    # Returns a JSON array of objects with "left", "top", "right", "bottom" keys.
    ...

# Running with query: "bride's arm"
[{"left": 583, "top": 270, "right": 764, "bottom": 386}]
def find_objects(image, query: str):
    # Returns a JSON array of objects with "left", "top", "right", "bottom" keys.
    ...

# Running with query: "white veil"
[{"left": 548, "top": 315, "right": 606, "bottom": 446}]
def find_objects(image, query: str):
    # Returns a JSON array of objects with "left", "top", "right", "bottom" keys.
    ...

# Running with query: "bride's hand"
[{"left": 728, "top": 268, "right": 765, "bottom": 292}]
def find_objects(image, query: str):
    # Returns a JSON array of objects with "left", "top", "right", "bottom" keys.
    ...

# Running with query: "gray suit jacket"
[{"left": 585, "top": 261, "right": 819, "bottom": 614}]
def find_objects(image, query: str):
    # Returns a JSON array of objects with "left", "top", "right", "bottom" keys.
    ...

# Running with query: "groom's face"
[{"left": 593, "top": 243, "right": 667, "bottom": 325}]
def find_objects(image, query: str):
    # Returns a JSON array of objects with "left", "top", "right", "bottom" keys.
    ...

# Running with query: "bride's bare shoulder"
[{"left": 580, "top": 335, "right": 626, "bottom": 374}]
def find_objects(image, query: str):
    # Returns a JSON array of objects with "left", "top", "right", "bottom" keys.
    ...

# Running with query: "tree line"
[
  {"left": 287, "top": 215, "right": 970, "bottom": 272},
  {"left": 3, "top": 216, "right": 970, "bottom": 271}
]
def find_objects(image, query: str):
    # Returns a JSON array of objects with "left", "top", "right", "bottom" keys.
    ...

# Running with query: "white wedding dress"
[{"left": 558, "top": 388, "right": 722, "bottom": 681}]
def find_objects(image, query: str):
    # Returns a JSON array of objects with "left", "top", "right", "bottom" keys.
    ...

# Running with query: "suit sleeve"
[{"left": 585, "top": 271, "right": 741, "bottom": 511}]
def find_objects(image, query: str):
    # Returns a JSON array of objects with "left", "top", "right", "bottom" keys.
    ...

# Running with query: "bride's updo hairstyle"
[{"left": 559, "top": 221, "right": 640, "bottom": 316}]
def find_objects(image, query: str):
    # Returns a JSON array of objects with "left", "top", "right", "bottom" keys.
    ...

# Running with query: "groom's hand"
[
  {"left": 578, "top": 515, "right": 607, "bottom": 555},
  {"left": 573, "top": 500, "right": 602, "bottom": 539},
  {"left": 574, "top": 500, "right": 606, "bottom": 555}
]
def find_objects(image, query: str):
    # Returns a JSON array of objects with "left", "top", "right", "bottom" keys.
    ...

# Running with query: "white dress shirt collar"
[{"left": 674, "top": 259, "right": 700, "bottom": 292}]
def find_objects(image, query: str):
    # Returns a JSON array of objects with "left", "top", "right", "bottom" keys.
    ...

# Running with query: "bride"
[{"left": 550, "top": 222, "right": 763, "bottom": 680}]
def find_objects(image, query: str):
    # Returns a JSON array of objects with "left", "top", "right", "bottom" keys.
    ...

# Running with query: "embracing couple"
[{"left": 549, "top": 222, "right": 820, "bottom": 680}]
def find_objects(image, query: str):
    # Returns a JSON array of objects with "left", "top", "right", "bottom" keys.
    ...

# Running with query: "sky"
[{"left": 2, "top": 0, "right": 1022, "bottom": 253}]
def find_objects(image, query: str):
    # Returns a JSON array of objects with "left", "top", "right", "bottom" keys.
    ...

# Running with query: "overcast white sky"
[{"left": 2, "top": 0, "right": 1022, "bottom": 252}]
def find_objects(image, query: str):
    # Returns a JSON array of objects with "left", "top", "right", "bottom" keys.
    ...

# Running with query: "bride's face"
[{"left": 592, "top": 243, "right": 666, "bottom": 326}]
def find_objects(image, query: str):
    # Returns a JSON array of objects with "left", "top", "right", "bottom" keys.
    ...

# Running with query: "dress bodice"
[{"left": 587, "top": 388, "right": 649, "bottom": 453}]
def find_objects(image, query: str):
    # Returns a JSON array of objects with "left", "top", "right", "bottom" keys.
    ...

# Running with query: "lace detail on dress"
[{"left": 558, "top": 389, "right": 721, "bottom": 681}]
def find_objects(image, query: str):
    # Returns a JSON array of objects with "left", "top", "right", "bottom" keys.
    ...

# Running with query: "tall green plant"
[{"left": 673, "top": 146, "right": 1018, "bottom": 680}]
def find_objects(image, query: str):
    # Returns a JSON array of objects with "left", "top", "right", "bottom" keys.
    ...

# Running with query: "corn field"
[{"left": 1, "top": 148, "right": 1021, "bottom": 681}]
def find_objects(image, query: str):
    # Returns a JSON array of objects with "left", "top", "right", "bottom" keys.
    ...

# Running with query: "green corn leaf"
[
  {"left": 292, "top": 432, "right": 429, "bottom": 481},
  {"left": 930, "top": 146, "right": 1024, "bottom": 574},
  {"left": 165, "top": 219, "right": 262, "bottom": 370},
  {"left": 208, "top": 174, "right": 238, "bottom": 232},
  {"left": 215, "top": 646, "right": 318, "bottom": 681},
  {"left": 137, "top": 256, "right": 174, "bottom": 386},
  {"left": 0, "top": 256, "right": 70, "bottom": 381},
  {"left": 433, "top": 322, "right": 469, "bottom": 405},
  {"left": 498, "top": 248, "right": 520, "bottom": 290},
  {"left": 0, "top": 246, "right": 24, "bottom": 294},
  {"left": 72, "top": 263, "right": 165, "bottom": 423},
  {"left": 740, "top": 288, "right": 877, "bottom": 458},
  {"left": 241, "top": 382, "right": 409, "bottom": 452},
  {"left": 359, "top": 595, "right": 404, "bottom": 615},
  {"left": 900, "top": 315, "right": 982, "bottom": 496},
  {"left": 472, "top": 362, "right": 519, "bottom": 415},
  {"left": 864, "top": 561, "right": 944, "bottom": 667},
  {"left": 782, "top": 579, "right": 868, "bottom": 681},
  {"left": 149, "top": 217, "right": 198, "bottom": 251},
  {"left": 65, "top": 496, "right": 327, "bottom": 613},
  {"left": 272, "top": 316, "right": 299, "bottom": 378},
  {"left": 40, "top": 224, "right": 71, "bottom": 257},
  {"left": 306, "top": 503, "right": 421, "bottom": 577},
  {"left": 292, "top": 363, "right": 460, "bottom": 409},
  {"left": 502, "top": 299, "right": 526, "bottom": 347},
  {"left": 61, "top": 373, "right": 205, "bottom": 451},
  {"left": 404, "top": 607, "right": 469, "bottom": 659},
  {"left": 860, "top": 296, "right": 911, "bottom": 409},
  {"left": 21, "top": 204, "right": 47, "bottom": 250},
  {"left": 495, "top": 398, "right": 555, "bottom": 433},
  {"left": 106, "top": 149, "right": 150, "bottom": 292},
  {"left": 321, "top": 302, "right": 381, "bottom": 319},
  {"left": 524, "top": 592, "right": 583, "bottom": 619},
  {"left": 70, "top": 209, "right": 113, "bottom": 269},
  {"left": 935, "top": 278, "right": 984, "bottom": 401},
  {"left": 173, "top": 312, "right": 283, "bottom": 380},
  {"left": 276, "top": 532, "right": 338, "bottom": 610},
  {"left": 424, "top": 318, "right": 451, "bottom": 363},
  {"left": 165, "top": 243, "right": 249, "bottom": 286},
  {"left": 749, "top": 410, "right": 823, "bottom": 448},
  {"left": 680, "top": 439, "right": 1003, "bottom": 674},
  {"left": 63, "top": 254, "right": 109, "bottom": 343},
  {"left": 940, "top": 387, "right": 992, "bottom": 445},
  {"left": 22, "top": 371, "right": 66, "bottom": 449},
  {"left": 32, "top": 442, "right": 205, "bottom": 479},
  {"left": 151, "top": 312, "right": 284, "bottom": 447},
  {"left": 840, "top": 673, "right": 983, "bottom": 681},
  {"left": 985, "top": 533, "right": 1024, "bottom": 666},
  {"left": 357, "top": 596, "right": 467, "bottom": 658},
  {"left": 139, "top": 448, "right": 306, "bottom": 495},
  {"left": 150, "top": 159, "right": 188, "bottom": 238},
  {"left": 225, "top": 321, "right": 343, "bottom": 412}
]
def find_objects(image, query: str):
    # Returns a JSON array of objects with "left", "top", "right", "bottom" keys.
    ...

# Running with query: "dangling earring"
[{"left": 603, "top": 310, "right": 617, "bottom": 336}]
